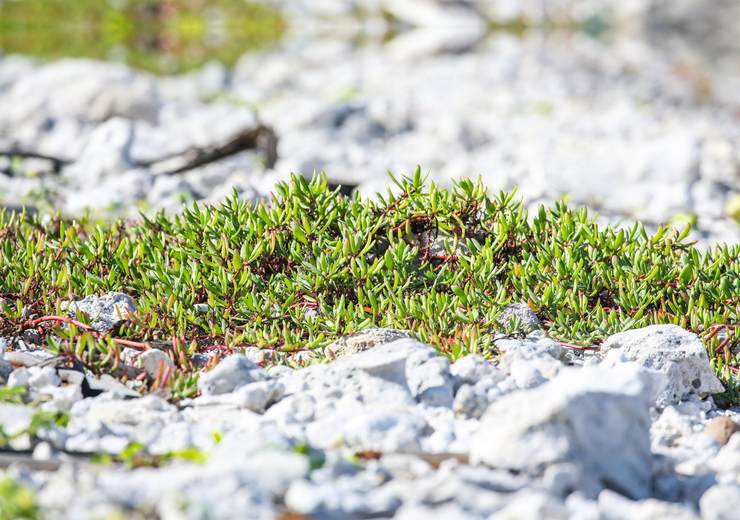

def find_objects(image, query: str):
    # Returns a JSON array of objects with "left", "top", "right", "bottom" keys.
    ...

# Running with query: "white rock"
[
  {"left": 491, "top": 490, "right": 569, "bottom": 519},
  {"left": 598, "top": 489, "right": 700, "bottom": 520},
  {"left": 264, "top": 393, "right": 317, "bottom": 424},
  {"left": 197, "top": 354, "right": 268, "bottom": 396},
  {"left": 451, "top": 355, "right": 502, "bottom": 385},
  {"left": 324, "top": 327, "right": 412, "bottom": 359},
  {"left": 0, "top": 359, "right": 13, "bottom": 384},
  {"left": 137, "top": 349, "right": 174, "bottom": 379},
  {"left": 7, "top": 367, "right": 31, "bottom": 388},
  {"left": 700, "top": 484, "right": 740, "bottom": 520},
  {"left": 495, "top": 334, "right": 566, "bottom": 372},
  {"left": 565, "top": 492, "right": 601, "bottom": 520},
  {"left": 394, "top": 502, "right": 472, "bottom": 520},
  {"left": 406, "top": 350, "right": 454, "bottom": 408},
  {"left": 0, "top": 403, "right": 34, "bottom": 437},
  {"left": 285, "top": 471, "right": 401, "bottom": 518},
  {"left": 452, "top": 384, "right": 489, "bottom": 419},
  {"left": 62, "top": 118, "right": 135, "bottom": 183},
  {"left": 470, "top": 364, "right": 653, "bottom": 499},
  {"left": 542, "top": 463, "right": 581, "bottom": 498},
  {"left": 0, "top": 59, "right": 158, "bottom": 128},
  {"left": 509, "top": 359, "right": 547, "bottom": 389},
  {"left": 311, "top": 409, "right": 428, "bottom": 452},
  {"left": 196, "top": 380, "right": 285, "bottom": 414},
  {"left": 496, "top": 303, "right": 542, "bottom": 333},
  {"left": 599, "top": 325, "right": 724, "bottom": 407},
  {"left": 64, "top": 292, "right": 136, "bottom": 332},
  {"left": 708, "top": 434, "right": 740, "bottom": 481}
]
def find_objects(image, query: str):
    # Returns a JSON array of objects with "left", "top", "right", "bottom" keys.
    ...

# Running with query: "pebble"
[
  {"left": 323, "top": 327, "right": 412, "bottom": 359},
  {"left": 63, "top": 292, "right": 136, "bottom": 332},
  {"left": 496, "top": 303, "right": 541, "bottom": 334},
  {"left": 700, "top": 484, "right": 740, "bottom": 520},
  {"left": 704, "top": 416, "right": 740, "bottom": 446},
  {"left": 197, "top": 354, "right": 269, "bottom": 396},
  {"left": 137, "top": 349, "right": 174, "bottom": 379}
]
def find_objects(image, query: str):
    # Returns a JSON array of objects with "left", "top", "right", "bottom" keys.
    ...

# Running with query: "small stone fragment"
[
  {"left": 406, "top": 350, "right": 454, "bottom": 408},
  {"left": 704, "top": 416, "right": 740, "bottom": 447},
  {"left": 64, "top": 292, "right": 136, "bottom": 332},
  {"left": 324, "top": 328, "right": 412, "bottom": 359},
  {"left": 137, "top": 349, "right": 175, "bottom": 379},
  {"left": 198, "top": 354, "right": 268, "bottom": 396},
  {"left": 451, "top": 354, "right": 504, "bottom": 390},
  {"left": 599, "top": 325, "right": 724, "bottom": 407},
  {"left": 27, "top": 366, "right": 61, "bottom": 390},
  {"left": 496, "top": 303, "right": 541, "bottom": 333},
  {"left": 700, "top": 484, "right": 740, "bottom": 520},
  {"left": 452, "top": 384, "right": 489, "bottom": 419},
  {"left": 471, "top": 364, "right": 653, "bottom": 499}
]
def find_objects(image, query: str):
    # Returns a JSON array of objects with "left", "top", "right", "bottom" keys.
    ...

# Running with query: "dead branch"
[
  {"left": 0, "top": 149, "right": 72, "bottom": 174},
  {"left": 137, "top": 124, "right": 278, "bottom": 175}
]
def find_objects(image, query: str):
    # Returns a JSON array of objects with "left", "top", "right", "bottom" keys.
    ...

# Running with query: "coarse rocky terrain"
[
  {"left": 1, "top": 310, "right": 740, "bottom": 519},
  {"left": 0, "top": 175, "right": 738, "bottom": 519},
  {"left": 1, "top": 0, "right": 739, "bottom": 244},
  {"left": 0, "top": 1, "right": 739, "bottom": 518}
]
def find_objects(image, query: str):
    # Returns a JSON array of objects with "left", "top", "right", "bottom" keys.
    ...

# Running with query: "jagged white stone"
[
  {"left": 470, "top": 364, "right": 654, "bottom": 499},
  {"left": 599, "top": 325, "right": 724, "bottom": 407}
]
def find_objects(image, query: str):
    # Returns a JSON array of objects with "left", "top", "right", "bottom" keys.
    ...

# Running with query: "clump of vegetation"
[
  {"left": 0, "top": 0, "right": 284, "bottom": 74},
  {"left": 0, "top": 477, "right": 40, "bottom": 520},
  {"left": 0, "top": 172, "right": 737, "bottom": 401},
  {"left": 92, "top": 442, "right": 209, "bottom": 469}
]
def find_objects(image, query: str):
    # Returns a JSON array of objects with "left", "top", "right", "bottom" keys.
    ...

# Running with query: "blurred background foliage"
[{"left": 0, "top": 0, "right": 285, "bottom": 74}]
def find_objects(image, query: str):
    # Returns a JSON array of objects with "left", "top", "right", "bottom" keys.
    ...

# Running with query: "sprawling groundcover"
[{"left": 1, "top": 172, "right": 738, "bottom": 403}]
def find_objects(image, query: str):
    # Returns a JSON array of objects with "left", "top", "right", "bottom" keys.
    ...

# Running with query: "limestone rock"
[
  {"left": 704, "top": 416, "right": 740, "bottom": 446},
  {"left": 496, "top": 303, "right": 542, "bottom": 333},
  {"left": 700, "top": 484, "right": 740, "bottom": 520},
  {"left": 599, "top": 325, "right": 724, "bottom": 407},
  {"left": 137, "top": 349, "right": 174, "bottom": 379},
  {"left": 470, "top": 364, "right": 653, "bottom": 499},
  {"left": 324, "top": 327, "right": 412, "bottom": 359},
  {"left": 197, "top": 354, "right": 268, "bottom": 396},
  {"left": 64, "top": 292, "right": 136, "bottom": 332}
]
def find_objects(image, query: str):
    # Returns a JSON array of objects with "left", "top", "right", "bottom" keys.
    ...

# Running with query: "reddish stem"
[
  {"left": 23, "top": 315, "right": 95, "bottom": 332},
  {"left": 558, "top": 341, "right": 600, "bottom": 351}
]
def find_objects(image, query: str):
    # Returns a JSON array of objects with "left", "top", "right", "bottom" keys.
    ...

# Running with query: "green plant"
[
  {"left": 92, "top": 442, "right": 208, "bottom": 468},
  {"left": 0, "top": 387, "right": 26, "bottom": 405},
  {"left": 0, "top": 410, "right": 70, "bottom": 447},
  {"left": 0, "top": 171, "right": 737, "bottom": 402}
]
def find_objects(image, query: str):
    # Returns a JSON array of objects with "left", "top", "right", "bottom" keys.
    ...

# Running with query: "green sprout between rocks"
[
  {"left": 0, "top": 477, "right": 40, "bottom": 520},
  {"left": 0, "top": 171, "right": 738, "bottom": 403},
  {"left": 92, "top": 442, "right": 209, "bottom": 469}
]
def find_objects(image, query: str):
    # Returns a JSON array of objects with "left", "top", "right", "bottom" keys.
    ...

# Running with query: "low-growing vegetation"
[{"left": 0, "top": 172, "right": 738, "bottom": 402}]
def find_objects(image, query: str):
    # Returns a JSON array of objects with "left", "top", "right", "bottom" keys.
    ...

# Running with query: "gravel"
[
  {"left": 1, "top": 1, "right": 739, "bottom": 517},
  {"left": 1, "top": 321, "right": 738, "bottom": 518},
  {"left": 1, "top": 1, "right": 738, "bottom": 245}
]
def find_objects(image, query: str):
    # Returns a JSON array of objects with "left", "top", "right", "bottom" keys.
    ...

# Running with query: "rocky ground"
[
  {"left": 1, "top": 294, "right": 739, "bottom": 519},
  {"left": 1, "top": 2, "right": 739, "bottom": 517},
  {"left": 1, "top": 0, "right": 738, "bottom": 244}
]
